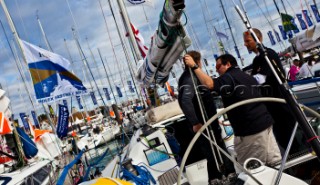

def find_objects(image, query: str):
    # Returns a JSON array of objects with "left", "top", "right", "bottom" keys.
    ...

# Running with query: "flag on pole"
[
  {"left": 297, "top": 14, "right": 307, "bottom": 30},
  {"left": 302, "top": 10, "right": 313, "bottom": 27},
  {"left": 127, "top": 81, "right": 135, "bottom": 93},
  {"left": 90, "top": 92, "right": 97, "bottom": 105},
  {"left": 267, "top": 31, "right": 276, "bottom": 45},
  {"left": 281, "top": 13, "right": 298, "bottom": 32},
  {"left": 311, "top": 4, "right": 320, "bottom": 22},
  {"left": 216, "top": 31, "right": 229, "bottom": 40},
  {"left": 19, "top": 113, "right": 29, "bottom": 130},
  {"left": 116, "top": 85, "right": 123, "bottom": 97},
  {"left": 127, "top": 23, "right": 148, "bottom": 58},
  {"left": 0, "top": 112, "right": 11, "bottom": 135},
  {"left": 57, "top": 104, "right": 69, "bottom": 139},
  {"left": 278, "top": 25, "right": 288, "bottom": 40},
  {"left": 76, "top": 96, "right": 83, "bottom": 109},
  {"left": 19, "top": 39, "right": 87, "bottom": 104},
  {"left": 63, "top": 99, "right": 68, "bottom": 107},
  {"left": 274, "top": 30, "right": 281, "bottom": 42},
  {"left": 127, "top": 0, "right": 145, "bottom": 4},
  {"left": 31, "top": 111, "right": 39, "bottom": 128},
  {"left": 103, "top": 88, "right": 111, "bottom": 100}
]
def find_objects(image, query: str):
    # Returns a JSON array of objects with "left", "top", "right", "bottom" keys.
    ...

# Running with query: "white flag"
[{"left": 20, "top": 39, "right": 87, "bottom": 103}]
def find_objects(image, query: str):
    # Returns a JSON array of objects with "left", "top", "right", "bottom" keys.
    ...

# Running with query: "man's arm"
[{"left": 183, "top": 54, "right": 214, "bottom": 89}]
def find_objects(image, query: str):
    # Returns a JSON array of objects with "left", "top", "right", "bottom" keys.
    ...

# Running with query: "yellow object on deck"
[{"left": 93, "top": 178, "right": 133, "bottom": 185}]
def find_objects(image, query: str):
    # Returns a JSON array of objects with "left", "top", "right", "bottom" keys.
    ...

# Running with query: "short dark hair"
[
  {"left": 243, "top": 28, "right": 263, "bottom": 40},
  {"left": 216, "top": 54, "right": 238, "bottom": 67},
  {"left": 187, "top": 50, "right": 201, "bottom": 65}
]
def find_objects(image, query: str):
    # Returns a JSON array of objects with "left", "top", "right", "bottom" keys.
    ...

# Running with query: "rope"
[
  {"left": 83, "top": 148, "right": 110, "bottom": 181},
  {"left": 121, "top": 165, "right": 156, "bottom": 185}
]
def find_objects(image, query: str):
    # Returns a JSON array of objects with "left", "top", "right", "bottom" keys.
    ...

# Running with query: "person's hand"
[
  {"left": 193, "top": 123, "right": 203, "bottom": 133},
  {"left": 183, "top": 54, "right": 196, "bottom": 68}
]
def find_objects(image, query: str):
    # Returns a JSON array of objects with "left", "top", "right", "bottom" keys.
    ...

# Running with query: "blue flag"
[
  {"left": 287, "top": 30, "right": 293, "bottom": 39},
  {"left": 267, "top": 31, "right": 276, "bottom": 45},
  {"left": 297, "top": 14, "right": 307, "bottom": 30},
  {"left": 103, "top": 88, "right": 111, "bottom": 100},
  {"left": 274, "top": 30, "right": 281, "bottom": 42},
  {"left": 31, "top": 111, "right": 39, "bottom": 127},
  {"left": 76, "top": 96, "right": 83, "bottom": 109},
  {"left": 116, "top": 85, "right": 123, "bottom": 97},
  {"left": 57, "top": 104, "right": 69, "bottom": 139},
  {"left": 311, "top": 4, "right": 320, "bottom": 22},
  {"left": 63, "top": 99, "right": 68, "bottom": 107},
  {"left": 216, "top": 31, "right": 228, "bottom": 40},
  {"left": 19, "top": 113, "right": 29, "bottom": 130},
  {"left": 302, "top": 10, "right": 313, "bottom": 27},
  {"left": 278, "top": 25, "right": 288, "bottom": 40},
  {"left": 90, "top": 92, "right": 97, "bottom": 105},
  {"left": 127, "top": 81, "right": 135, "bottom": 93}
]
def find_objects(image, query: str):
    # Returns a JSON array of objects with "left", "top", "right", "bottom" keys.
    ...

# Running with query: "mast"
[
  {"left": 219, "top": 0, "right": 243, "bottom": 66},
  {"left": 116, "top": 0, "right": 142, "bottom": 62},
  {"left": 97, "top": 48, "right": 118, "bottom": 105},
  {"left": 36, "top": 10, "right": 52, "bottom": 51},
  {"left": 101, "top": 0, "right": 144, "bottom": 103}
]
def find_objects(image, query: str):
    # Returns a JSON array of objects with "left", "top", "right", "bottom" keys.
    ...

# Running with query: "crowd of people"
[{"left": 177, "top": 28, "right": 309, "bottom": 184}]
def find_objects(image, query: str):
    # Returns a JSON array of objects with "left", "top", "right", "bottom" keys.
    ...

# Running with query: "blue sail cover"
[{"left": 16, "top": 127, "right": 38, "bottom": 159}]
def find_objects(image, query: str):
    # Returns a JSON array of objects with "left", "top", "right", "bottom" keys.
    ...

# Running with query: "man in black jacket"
[
  {"left": 183, "top": 53, "right": 281, "bottom": 166},
  {"left": 178, "top": 51, "right": 234, "bottom": 181},
  {"left": 243, "top": 28, "right": 304, "bottom": 154}
]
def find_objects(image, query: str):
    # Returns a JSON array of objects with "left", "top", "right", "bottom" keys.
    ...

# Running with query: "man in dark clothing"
[
  {"left": 178, "top": 51, "right": 234, "bottom": 181},
  {"left": 183, "top": 53, "right": 281, "bottom": 166},
  {"left": 243, "top": 28, "right": 304, "bottom": 154}
]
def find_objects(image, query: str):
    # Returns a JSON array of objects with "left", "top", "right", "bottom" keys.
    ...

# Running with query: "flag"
[
  {"left": 302, "top": 10, "right": 313, "bottom": 27},
  {"left": 0, "top": 112, "right": 11, "bottom": 135},
  {"left": 203, "top": 58, "right": 208, "bottom": 66},
  {"left": 127, "top": 81, "right": 135, "bottom": 93},
  {"left": 287, "top": 30, "right": 293, "bottom": 39},
  {"left": 20, "top": 39, "right": 87, "bottom": 104},
  {"left": 165, "top": 82, "right": 174, "bottom": 97},
  {"left": 127, "top": 0, "right": 145, "bottom": 4},
  {"left": 281, "top": 13, "right": 298, "bottom": 31},
  {"left": 213, "top": 54, "right": 218, "bottom": 60},
  {"left": 19, "top": 113, "right": 29, "bottom": 130},
  {"left": 267, "top": 31, "right": 276, "bottom": 45},
  {"left": 311, "top": 4, "right": 320, "bottom": 22},
  {"left": 297, "top": 14, "right": 307, "bottom": 30},
  {"left": 63, "top": 99, "right": 68, "bottom": 107},
  {"left": 126, "top": 23, "right": 148, "bottom": 58},
  {"left": 278, "top": 25, "right": 288, "bottom": 40},
  {"left": 90, "top": 92, "right": 97, "bottom": 105},
  {"left": 103, "top": 88, "right": 111, "bottom": 100},
  {"left": 48, "top": 104, "right": 55, "bottom": 118},
  {"left": 57, "top": 104, "right": 69, "bottom": 139},
  {"left": 274, "top": 30, "right": 281, "bottom": 42},
  {"left": 31, "top": 111, "right": 39, "bottom": 128},
  {"left": 76, "top": 96, "right": 83, "bottom": 109},
  {"left": 218, "top": 41, "right": 226, "bottom": 54},
  {"left": 116, "top": 85, "right": 123, "bottom": 97},
  {"left": 216, "top": 31, "right": 228, "bottom": 40}
]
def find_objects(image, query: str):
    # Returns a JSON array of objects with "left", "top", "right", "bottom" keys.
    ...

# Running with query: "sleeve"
[
  {"left": 213, "top": 74, "right": 235, "bottom": 95},
  {"left": 178, "top": 79, "right": 200, "bottom": 126}
]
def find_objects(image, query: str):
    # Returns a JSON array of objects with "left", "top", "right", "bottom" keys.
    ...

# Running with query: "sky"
[{"left": 0, "top": 0, "right": 318, "bottom": 123}]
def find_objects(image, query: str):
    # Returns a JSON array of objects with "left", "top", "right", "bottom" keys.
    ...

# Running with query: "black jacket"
[{"left": 213, "top": 66, "right": 274, "bottom": 136}]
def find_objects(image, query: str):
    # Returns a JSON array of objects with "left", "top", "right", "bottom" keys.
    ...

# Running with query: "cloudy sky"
[{"left": 0, "top": 0, "right": 318, "bottom": 121}]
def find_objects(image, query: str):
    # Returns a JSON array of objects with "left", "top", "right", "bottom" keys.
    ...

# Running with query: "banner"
[
  {"left": 76, "top": 96, "right": 83, "bottom": 109},
  {"left": 281, "top": 13, "right": 298, "bottom": 31},
  {"left": 57, "top": 104, "right": 69, "bottom": 139},
  {"left": 287, "top": 30, "right": 293, "bottom": 39},
  {"left": 127, "top": 81, "right": 135, "bottom": 93},
  {"left": 274, "top": 30, "right": 281, "bottom": 42},
  {"left": 63, "top": 99, "right": 68, "bottom": 107},
  {"left": 278, "top": 25, "right": 288, "bottom": 40},
  {"left": 103, "top": 88, "right": 111, "bottom": 100},
  {"left": 311, "top": 4, "right": 320, "bottom": 22},
  {"left": 297, "top": 14, "right": 307, "bottom": 30},
  {"left": 20, "top": 39, "right": 87, "bottom": 104},
  {"left": 116, "top": 85, "right": 123, "bottom": 97},
  {"left": 90, "top": 92, "right": 97, "bottom": 105},
  {"left": 0, "top": 112, "right": 11, "bottom": 135},
  {"left": 31, "top": 111, "right": 39, "bottom": 127},
  {"left": 267, "top": 31, "right": 276, "bottom": 45},
  {"left": 19, "top": 113, "right": 29, "bottom": 130},
  {"left": 302, "top": 10, "right": 313, "bottom": 27}
]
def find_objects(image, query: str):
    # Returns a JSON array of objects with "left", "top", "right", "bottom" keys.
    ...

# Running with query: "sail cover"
[{"left": 20, "top": 39, "right": 87, "bottom": 103}]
